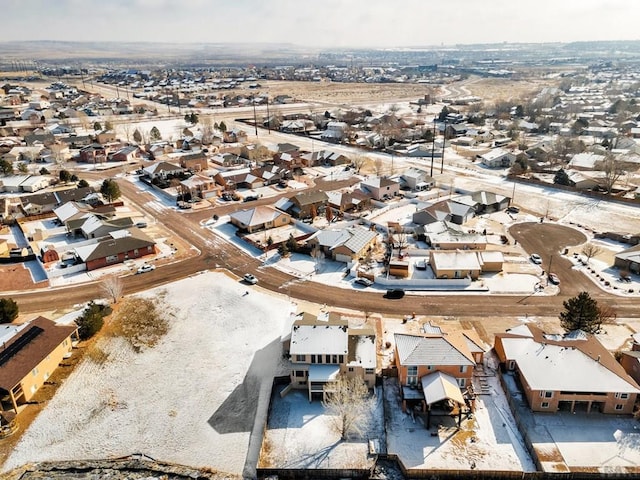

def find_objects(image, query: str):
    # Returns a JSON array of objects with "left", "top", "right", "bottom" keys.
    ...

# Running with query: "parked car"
[
  {"left": 548, "top": 273, "right": 560, "bottom": 285},
  {"left": 530, "top": 253, "right": 542, "bottom": 265},
  {"left": 243, "top": 273, "right": 258, "bottom": 285},
  {"left": 354, "top": 277, "right": 373, "bottom": 287},
  {"left": 137, "top": 264, "right": 155, "bottom": 274},
  {"left": 135, "top": 221, "right": 148, "bottom": 228},
  {"left": 384, "top": 288, "right": 405, "bottom": 299},
  {"left": 506, "top": 206, "right": 520, "bottom": 214}
]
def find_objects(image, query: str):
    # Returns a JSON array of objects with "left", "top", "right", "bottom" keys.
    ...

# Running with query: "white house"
[{"left": 479, "top": 148, "right": 516, "bottom": 168}]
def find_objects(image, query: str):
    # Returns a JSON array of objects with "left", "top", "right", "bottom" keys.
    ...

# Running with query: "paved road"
[{"left": 14, "top": 182, "right": 640, "bottom": 319}]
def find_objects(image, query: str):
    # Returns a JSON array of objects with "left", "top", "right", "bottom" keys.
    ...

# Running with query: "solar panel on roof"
[{"left": 0, "top": 326, "right": 43, "bottom": 367}]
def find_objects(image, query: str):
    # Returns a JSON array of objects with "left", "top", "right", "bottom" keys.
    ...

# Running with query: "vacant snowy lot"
[{"left": 3, "top": 272, "right": 291, "bottom": 476}]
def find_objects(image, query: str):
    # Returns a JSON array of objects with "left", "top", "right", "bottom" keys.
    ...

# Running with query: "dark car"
[
  {"left": 506, "top": 206, "right": 520, "bottom": 214},
  {"left": 548, "top": 273, "right": 560, "bottom": 285},
  {"left": 384, "top": 288, "right": 405, "bottom": 299}
]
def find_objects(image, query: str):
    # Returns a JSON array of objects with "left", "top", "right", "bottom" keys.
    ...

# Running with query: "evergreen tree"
[
  {"left": 59, "top": 169, "right": 71, "bottom": 183},
  {"left": 559, "top": 291, "right": 601, "bottom": 333},
  {"left": 554, "top": 168, "right": 571, "bottom": 186},
  {"left": 100, "top": 178, "right": 121, "bottom": 203},
  {"left": 133, "top": 129, "right": 142, "bottom": 144},
  {"left": 150, "top": 126, "right": 162, "bottom": 141},
  {"left": 0, "top": 298, "right": 19, "bottom": 324},
  {"left": 75, "top": 301, "right": 111, "bottom": 340}
]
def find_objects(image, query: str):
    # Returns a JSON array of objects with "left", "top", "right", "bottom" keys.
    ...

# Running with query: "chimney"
[{"left": 597, "top": 355, "right": 601, "bottom": 363}]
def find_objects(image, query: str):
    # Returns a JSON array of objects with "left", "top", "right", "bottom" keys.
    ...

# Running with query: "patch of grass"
[
  {"left": 108, "top": 295, "right": 171, "bottom": 352},
  {"left": 86, "top": 343, "right": 109, "bottom": 365}
]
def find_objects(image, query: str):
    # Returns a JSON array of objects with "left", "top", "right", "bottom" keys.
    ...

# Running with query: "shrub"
[
  {"left": 75, "top": 301, "right": 112, "bottom": 340},
  {"left": 0, "top": 298, "right": 19, "bottom": 324}
]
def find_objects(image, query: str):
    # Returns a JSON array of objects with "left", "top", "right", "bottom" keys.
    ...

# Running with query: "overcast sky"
[{"left": 1, "top": 0, "right": 638, "bottom": 47}]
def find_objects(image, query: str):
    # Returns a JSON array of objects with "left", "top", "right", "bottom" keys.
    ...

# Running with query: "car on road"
[
  {"left": 354, "top": 277, "right": 373, "bottom": 287},
  {"left": 137, "top": 264, "right": 155, "bottom": 274},
  {"left": 548, "top": 273, "right": 560, "bottom": 285},
  {"left": 530, "top": 253, "right": 543, "bottom": 264},
  {"left": 243, "top": 273, "right": 258, "bottom": 285},
  {"left": 506, "top": 206, "right": 520, "bottom": 214},
  {"left": 384, "top": 288, "right": 405, "bottom": 299}
]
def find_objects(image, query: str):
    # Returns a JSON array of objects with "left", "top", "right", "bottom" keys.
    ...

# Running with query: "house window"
[
  {"left": 106, "top": 255, "right": 118, "bottom": 264},
  {"left": 32, "top": 367, "right": 38, "bottom": 376},
  {"left": 348, "top": 367, "right": 354, "bottom": 372},
  {"left": 294, "top": 370, "right": 305, "bottom": 378},
  {"left": 615, "top": 404, "right": 624, "bottom": 411},
  {"left": 365, "top": 368, "right": 375, "bottom": 374},
  {"left": 507, "top": 360, "right": 515, "bottom": 370},
  {"left": 325, "top": 355, "right": 331, "bottom": 363},
  {"left": 63, "top": 339, "right": 68, "bottom": 347},
  {"left": 459, "top": 365, "right": 467, "bottom": 373},
  {"left": 540, "top": 391, "right": 553, "bottom": 398},
  {"left": 541, "top": 402, "right": 550, "bottom": 409},
  {"left": 332, "top": 355, "right": 338, "bottom": 364},
  {"left": 310, "top": 355, "right": 317, "bottom": 364},
  {"left": 30, "top": 385, "right": 37, "bottom": 394},
  {"left": 338, "top": 355, "right": 344, "bottom": 364},
  {"left": 295, "top": 355, "right": 305, "bottom": 362},
  {"left": 457, "top": 378, "right": 466, "bottom": 387},
  {"left": 615, "top": 393, "right": 629, "bottom": 399},
  {"left": 134, "top": 249, "right": 139, "bottom": 256},
  {"left": 407, "top": 365, "right": 418, "bottom": 386},
  {"left": 427, "top": 365, "right": 433, "bottom": 371}
]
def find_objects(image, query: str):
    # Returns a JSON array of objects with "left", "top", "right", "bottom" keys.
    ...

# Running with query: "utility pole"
[
  {"left": 440, "top": 120, "right": 447, "bottom": 174},
  {"left": 265, "top": 96, "right": 271, "bottom": 134},
  {"left": 547, "top": 255, "right": 553, "bottom": 284},
  {"left": 430, "top": 118, "right": 436, "bottom": 177},
  {"left": 252, "top": 99, "right": 258, "bottom": 137}
]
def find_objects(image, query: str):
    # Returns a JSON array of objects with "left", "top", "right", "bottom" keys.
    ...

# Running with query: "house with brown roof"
[
  {"left": 288, "top": 191, "right": 329, "bottom": 219},
  {"left": 177, "top": 152, "right": 208, "bottom": 172},
  {"left": 285, "top": 311, "right": 376, "bottom": 401},
  {"left": 494, "top": 324, "right": 640, "bottom": 414},
  {"left": 394, "top": 329, "right": 483, "bottom": 424},
  {"left": 0, "top": 317, "right": 78, "bottom": 412},
  {"left": 180, "top": 174, "right": 221, "bottom": 200},
  {"left": 73, "top": 227, "right": 157, "bottom": 271}
]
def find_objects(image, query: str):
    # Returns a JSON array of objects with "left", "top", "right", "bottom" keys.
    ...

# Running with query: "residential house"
[
  {"left": 229, "top": 206, "right": 291, "bottom": 233},
  {"left": 109, "top": 146, "right": 140, "bottom": 163},
  {"left": 68, "top": 214, "right": 134, "bottom": 239},
  {"left": 210, "top": 152, "right": 243, "bottom": 168},
  {"left": 361, "top": 176, "right": 400, "bottom": 201},
  {"left": 413, "top": 200, "right": 475, "bottom": 226},
  {"left": 614, "top": 244, "right": 640, "bottom": 274},
  {"left": 17, "top": 175, "right": 51, "bottom": 193},
  {"left": 220, "top": 170, "right": 264, "bottom": 190},
  {"left": 321, "top": 121, "right": 348, "bottom": 142},
  {"left": 400, "top": 168, "right": 434, "bottom": 191},
  {"left": 73, "top": 227, "right": 157, "bottom": 271},
  {"left": 306, "top": 226, "right": 378, "bottom": 262},
  {"left": 251, "top": 165, "right": 290, "bottom": 186},
  {"left": 223, "top": 129, "right": 247, "bottom": 143},
  {"left": 619, "top": 333, "right": 640, "bottom": 387},
  {"left": 0, "top": 317, "right": 78, "bottom": 412},
  {"left": 142, "top": 161, "right": 184, "bottom": 180},
  {"left": 479, "top": 148, "right": 516, "bottom": 168},
  {"left": 326, "top": 189, "right": 371, "bottom": 213},
  {"left": 1, "top": 146, "right": 44, "bottom": 163},
  {"left": 21, "top": 192, "right": 60, "bottom": 216},
  {"left": 95, "top": 130, "right": 117, "bottom": 144},
  {"left": 286, "top": 311, "right": 376, "bottom": 401},
  {"left": 425, "top": 227, "right": 487, "bottom": 250},
  {"left": 494, "top": 324, "right": 640, "bottom": 414},
  {"left": 79, "top": 144, "right": 109, "bottom": 164},
  {"left": 568, "top": 152, "right": 605, "bottom": 171},
  {"left": 394, "top": 331, "right": 480, "bottom": 421},
  {"left": 180, "top": 174, "right": 221, "bottom": 200},
  {"left": 0, "top": 175, "right": 31, "bottom": 193},
  {"left": 566, "top": 170, "right": 600, "bottom": 190},
  {"left": 178, "top": 152, "right": 208, "bottom": 172},
  {"left": 429, "top": 250, "right": 483, "bottom": 279},
  {"left": 288, "top": 191, "right": 329, "bottom": 219},
  {"left": 453, "top": 191, "right": 510, "bottom": 214}
]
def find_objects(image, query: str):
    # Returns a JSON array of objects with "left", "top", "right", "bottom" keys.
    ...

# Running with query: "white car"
[
  {"left": 243, "top": 273, "right": 258, "bottom": 285},
  {"left": 137, "top": 264, "right": 156, "bottom": 274},
  {"left": 354, "top": 277, "right": 373, "bottom": 287},
  {"left": 530, "top": 253, "right": 543, "bottom": 265}
]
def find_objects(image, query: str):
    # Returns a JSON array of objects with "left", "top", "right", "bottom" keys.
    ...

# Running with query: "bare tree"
[
  {"left": 597, "top": 302, "right": 617, "bottom": 326},
  {"left": 352, "top": 155, "right": 368, "bottom": 174},
  {"left": 101, "top": 275, "right": 124, "bottom": 304},
  {"left": 598, "top": 154, "right": 628, "bottom": 194},
  {"left": 311, "top": 247, "right": 325, "bottom": 273},
  {"left": 373, "top": 158, "right": 385, "bottom": 176},
  {"left": 322, "top": 374, "right": 372, "bottom": 440},
  {"left": 581, "top": 243, "right": 603, "bottom": 264},
  {"left": 121, "top": 122, "right": 133, "bottom": 143}
]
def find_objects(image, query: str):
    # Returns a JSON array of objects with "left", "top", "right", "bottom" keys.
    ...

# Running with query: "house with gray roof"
[
  {"left": 229, "top": 206, "right": 291, "bottom": 233},
  {"left": 73, "top": 227, "right": 156, "bottom": 271},
  {"left": 306, "top": 226, "right": 378, "bottom": 263}
]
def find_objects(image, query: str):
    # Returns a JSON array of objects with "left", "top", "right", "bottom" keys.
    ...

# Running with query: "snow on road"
[{"left": 3, "top": 272, "right": 292, "bottom": 475}]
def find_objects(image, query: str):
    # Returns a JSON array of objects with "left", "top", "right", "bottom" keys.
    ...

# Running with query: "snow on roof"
[
  {"left": 568, "top": 152, "right": 604, "bottom": 170},
  {"left": 480, "top": 148, "right": 512, "bottom": 161},
  {"left": 479, "top": 251, "right": 505, "bottom": 263},
  {"left": 229, "top": 206, "right": 285, "bottom": 227},
  {"left": 347, "top": 333, "right": 376, "bottom": 369},
  {"left": 499, "top": 326, "right": 640, "bottom": 394},
  {"left": 430, "top": 251, "right": 481, "bottom": 271},
  {"left": 308, "top": 364, "right": 340, "bottom": 382},
  {"left": 421, "top": 371, "right": 465, "bottom": 405},
  {"left": 290, "top": 323, "right": 348, "bottom": 356}
]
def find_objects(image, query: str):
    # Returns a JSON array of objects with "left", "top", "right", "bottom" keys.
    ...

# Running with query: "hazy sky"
[{"left": 1, "top": 0, "right": 638, "bottom": 47}]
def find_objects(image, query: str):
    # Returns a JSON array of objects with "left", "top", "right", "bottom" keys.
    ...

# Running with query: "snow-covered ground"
[
  {"left": 3, "top": 272, "right": 292, "bottom": 476},
  {"left": 259, "top": 385, "right": 384, "bottom": 470},
  {"left": 383, "top": 371, "right": 536, "bottom": 472}
]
